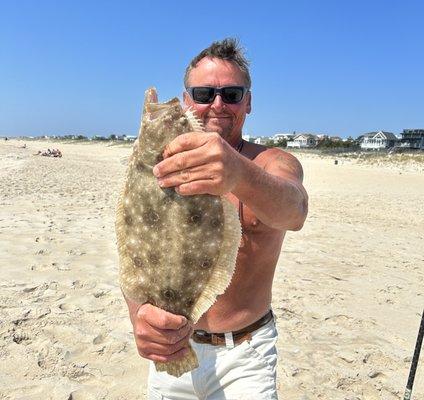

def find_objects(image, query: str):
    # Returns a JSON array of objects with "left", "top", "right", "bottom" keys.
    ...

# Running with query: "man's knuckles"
[
  {"left": 134, "top": 326, "right": 149, "bottom": 340},
  {"left": 207, "top": 131, "right": 221, "bottom": 141},
  {"left": 136, "top": 303, "right": 153, "bottom": 321},
  {"left": 175, "top": 152, "right": 187, "bottom": 170},
  {"left": 136, "top": 304, "right": 186, "bottom": 330}
]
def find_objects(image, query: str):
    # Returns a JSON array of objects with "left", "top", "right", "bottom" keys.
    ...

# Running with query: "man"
[{"left": 125, "top": 38, "right": 308, "bottom": 399}]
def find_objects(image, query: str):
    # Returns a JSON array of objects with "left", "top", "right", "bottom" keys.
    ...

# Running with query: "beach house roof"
[
  {"left": 293, "top": 133, "right": 317, "bottom": 140},
  {"left": 362, "top": 131, "right": 397, "bottom": 141}
]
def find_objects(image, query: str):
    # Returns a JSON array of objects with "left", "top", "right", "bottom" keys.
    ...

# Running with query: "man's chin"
[
  {"left": 204, "top": 125, "right": 231, "bottom": 139},
  {"left": 204, "top": 122, "right": 232, "bottom": 135}
]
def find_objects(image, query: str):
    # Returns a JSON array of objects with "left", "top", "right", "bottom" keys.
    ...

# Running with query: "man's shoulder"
[
  {"left": 244, "top": 142, "right": 304, "bottom": 180},
  {"left": 245, "top": 141, "right": 301, "bottom": 166}
]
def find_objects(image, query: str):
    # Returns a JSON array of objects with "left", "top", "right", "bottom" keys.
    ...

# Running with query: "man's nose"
[{"left": 210, "top": 94, "right": 225, "bottom": 111}]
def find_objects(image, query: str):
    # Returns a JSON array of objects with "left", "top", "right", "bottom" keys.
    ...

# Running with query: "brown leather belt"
[{"left": 192, "top": 310, "right": 273, "bottom": 346}]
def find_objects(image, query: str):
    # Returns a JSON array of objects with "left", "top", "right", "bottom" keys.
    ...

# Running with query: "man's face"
[{"left": 183, "top": 57, "right": 251, "bottom": 145}]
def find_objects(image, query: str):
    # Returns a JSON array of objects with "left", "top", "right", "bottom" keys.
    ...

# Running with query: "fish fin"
[
  {"left": 154, "top": 345, "right": 199, "bottom": 377},
  {"left": 185, "top": 107, "right": 205, "bottom": 132},
  {"left": 116, "top": 190, "right": 148, "bottom": 304},
  {"left": 144, "top": 87, "right": 158, "bottom": 105},
  {"left": 190, "top": 198, "right": 241, "bottom": 323}
]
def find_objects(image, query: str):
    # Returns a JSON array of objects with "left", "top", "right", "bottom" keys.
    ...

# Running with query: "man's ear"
[
  {"left": 246, "top": 91, "right": 252, "bottom": 114},
  {"left": 183, "top": 91, "right": 190, "bottom": 107}
]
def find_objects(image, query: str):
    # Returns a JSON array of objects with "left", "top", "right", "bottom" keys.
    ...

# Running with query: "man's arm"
[
  {"left": 232, "top": 148, "right": 308, "bottom": 231},
  {"left": 153, "top": 132, "right": 308, "bottom": 231}
]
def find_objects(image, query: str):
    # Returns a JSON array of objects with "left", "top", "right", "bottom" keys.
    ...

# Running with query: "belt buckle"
[{"left": 194, "top": 330, "right": 209, "bottom": 338}]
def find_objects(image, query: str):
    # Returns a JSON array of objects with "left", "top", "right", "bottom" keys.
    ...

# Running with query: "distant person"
[{"left": 124, "top": 38, "right": 308, "bottom": 399}]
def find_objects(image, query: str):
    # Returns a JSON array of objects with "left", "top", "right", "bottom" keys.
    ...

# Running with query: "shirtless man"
[{"left": 125, "top": 38, "right": 308, "bottom": 399}]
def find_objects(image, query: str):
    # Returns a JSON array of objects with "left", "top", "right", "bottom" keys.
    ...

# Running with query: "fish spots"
[
  {"left": 200, "top": 258, "right": 213, "bottom": 269},
  {"left": 211, "top": 218, "right": 222, "bottom": 228},
  {"left": 188, "top": 210, "right": 202, "bottom": 224},
  {"left": 148, "top": 252, "right": 160, "bottom": 265},
  {"left": 162, "top": 288, "right": 177, "bottom": 301},
  {"left": 144, "top": 209, "right": 160, "bottom": 226},
  {"left": 185, "top": 298, "right": 195, "bottom": 308},
  {"left": 133, "top": 257, "right": 143, "bottom": 268}
]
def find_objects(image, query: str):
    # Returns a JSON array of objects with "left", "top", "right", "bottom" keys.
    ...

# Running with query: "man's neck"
[{"left": 227, "top": 134, "right": 243, "bottom": 150}]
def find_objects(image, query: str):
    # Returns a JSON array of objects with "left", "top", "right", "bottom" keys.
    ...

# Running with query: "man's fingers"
[
  {"left": 153, "top": 146, "right": 210, "bottom": 178},
  {"left": 176, "top": 180, "right": 215, "bottom": 196},
  {"left": 139, "top": 328, "right": 193, "bottom": 356},
  {"left": 137, "top": 303, "right": 188, "bottom": 330},
  {"left": 136, "top": 318, "right": 192, "bottom": 346},
  {"left": 157, "top": 165, "right": 213, "bottom": 188},
  {"left": 162, "top": 132, "right": 218, "bottom": 159}
]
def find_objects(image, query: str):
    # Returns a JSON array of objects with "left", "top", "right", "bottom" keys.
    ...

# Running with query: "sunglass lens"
[
  {"left": 192, "top": 87, "right": 215, "bottom": 103},
  {"left": 222, "top": 87, "right": 244, "bottom": 103}
]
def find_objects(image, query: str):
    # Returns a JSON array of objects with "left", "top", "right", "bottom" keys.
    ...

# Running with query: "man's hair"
[{"left": 184, "top": 38, "right": 251, "bottom": 89}]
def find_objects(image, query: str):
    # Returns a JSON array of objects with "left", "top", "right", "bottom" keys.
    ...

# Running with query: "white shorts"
[{"left": 148, "top": 312, "right": 278, "bottom": 400}]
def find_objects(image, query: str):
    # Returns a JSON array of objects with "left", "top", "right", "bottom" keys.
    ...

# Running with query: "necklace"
[
  {"left": 234, "top": 138, "right": 244, "bottom": 154},
  {"left": 234, "top": 138, "right": 245, "bottom": 223}
]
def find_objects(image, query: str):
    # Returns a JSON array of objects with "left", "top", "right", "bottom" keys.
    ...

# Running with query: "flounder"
[{"left": 116, "top": 87, "right": 241, "bottom": 377}]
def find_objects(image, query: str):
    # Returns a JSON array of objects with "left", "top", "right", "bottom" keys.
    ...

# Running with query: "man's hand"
[
  {"left": 129, "top": 302, "right": 193, "bottom": 363},
  {"left": 152, "top": 132, "right": 242, "bottom": 196}
]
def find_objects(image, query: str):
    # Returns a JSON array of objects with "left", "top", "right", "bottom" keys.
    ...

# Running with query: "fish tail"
[{"left": 154, "top": 344, "right": 199, "bottom": 378}]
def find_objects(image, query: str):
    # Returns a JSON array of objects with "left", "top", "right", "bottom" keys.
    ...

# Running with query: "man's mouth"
[{"left": 205, "top": 115, "right": 231, "bottom": 119}]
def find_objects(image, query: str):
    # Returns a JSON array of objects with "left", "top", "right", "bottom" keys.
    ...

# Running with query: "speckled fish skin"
[{"left": 116, "top": 87, "right": 241, "bottom": 377}]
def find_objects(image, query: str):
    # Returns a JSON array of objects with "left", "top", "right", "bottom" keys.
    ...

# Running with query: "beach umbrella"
[{"left": 403, "top": 309, "right": 424, "bottom": 400}]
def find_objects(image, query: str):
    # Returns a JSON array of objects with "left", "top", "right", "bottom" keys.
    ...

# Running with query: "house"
[
  {"left": 397, "top": 129, "right": 424, "bottom": 150},
  {"left": 272, "top": 133, "right": 294, "bottom": 143},
  {"left": 359, "top": 131, "right": 397, "bottom": 150},
  {"left": 287, "top": 134, "right": 317, "bottom": 148},
  {"left": 254, "top": 137, "right": 269, "bottom": 145}
]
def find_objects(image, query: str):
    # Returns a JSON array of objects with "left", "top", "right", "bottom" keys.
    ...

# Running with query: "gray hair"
[{"left": 184, "top": 38, "right": 251, "bottom": 89}]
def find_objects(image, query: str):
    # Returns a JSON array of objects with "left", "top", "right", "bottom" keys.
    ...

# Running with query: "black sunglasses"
[{"left": 186, "top": 86, "right": 248, "bottom": 104}]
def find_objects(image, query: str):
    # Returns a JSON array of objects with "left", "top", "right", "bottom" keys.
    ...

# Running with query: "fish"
[{"left": 115, "top": 87, "right": 241, "bottom": 377}]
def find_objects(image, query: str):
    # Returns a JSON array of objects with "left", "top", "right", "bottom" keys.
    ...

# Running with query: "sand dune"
[{"left": 1, "top": 139, "right": 423, "bottom": 399}]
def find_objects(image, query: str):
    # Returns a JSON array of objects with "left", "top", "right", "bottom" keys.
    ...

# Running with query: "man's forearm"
[{"left": 232, "top": 156, "right": 308, "bottom": 231}]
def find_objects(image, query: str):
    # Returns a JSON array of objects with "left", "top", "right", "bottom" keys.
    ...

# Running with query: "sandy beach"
[{"left": 1, "top": 139, "right": 423, "bottom": 400}]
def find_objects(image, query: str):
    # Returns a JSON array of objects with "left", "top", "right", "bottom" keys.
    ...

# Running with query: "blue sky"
[{"left": 1, "top": 0, "right": 423, "bottom": 138}]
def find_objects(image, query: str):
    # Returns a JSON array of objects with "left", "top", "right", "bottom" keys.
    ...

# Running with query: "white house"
[
  {"left": 360, "top": 131, "right": 397, "bottom": 150},
  {"left": 254, "top": 137, "right": 269, "bottom": 145},
  {"left": 272, "top": 133, "right": 294, "bottom": 143},
  {"left": 287, "top": 134, "right": 317, "bottom": 148},
  {"left": 123, "top": 135, "right": 137, "bottom": 141}
]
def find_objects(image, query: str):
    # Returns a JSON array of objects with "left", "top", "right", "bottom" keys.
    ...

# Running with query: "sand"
[{"left": 0, "top": 139, "right": 423, "bottom": 400}]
